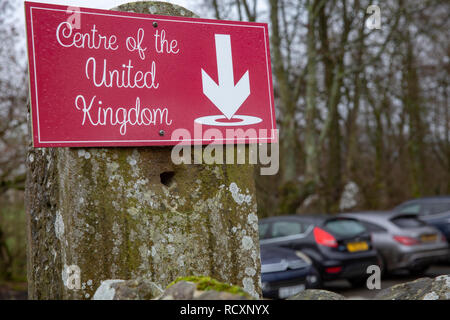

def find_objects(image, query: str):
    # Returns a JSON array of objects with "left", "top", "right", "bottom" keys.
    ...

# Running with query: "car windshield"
[
  {"left": 271, "top": 221, "right": 302, "bottom": 238},
  {"left": 259, "top": 223, "right": 270, "bottom": 239},
  {"left": 324, "top": 219, "right": 366, "bottom": 237},
  {"left": 399, "top": 204, "right": 421, "bottom": 214},
  {"left": 391, "top": 216, "right": 426, "bottom": 228}
]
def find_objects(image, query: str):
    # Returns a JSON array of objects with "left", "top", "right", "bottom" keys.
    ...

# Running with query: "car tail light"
[
  {"left": 314, "top": 227, "right": 338, "bottom": 248},
  {"left": 325, "top": 266, "right": 342, "bottom": 274},
  {"left": 393, "top": 235, "right": 419, "bottom": 246}
]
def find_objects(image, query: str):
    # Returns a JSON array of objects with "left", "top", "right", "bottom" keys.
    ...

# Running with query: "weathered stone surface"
[
  {"left": 91, "top": 276, "right": 252, "bottom": 300},
  {"left": 159, "top": 277, "right": 252, "bottom": 300},
  {"left": 91, "top": 274, "right": 450, "bottom": 300},
  {"left": 97, "top": 278, "right": 163, "bottom": 300},
  {"left": 92, "top": 280, "right": 125, "bottom": 300},
  {"left": 375, "top": 275, "right": 450, "bottom": 300},
  {"left": 194, "top": 290, "right": 250, "bottom": 300},
  {"left": 160, "top": 281, "right": 196, "bottom": 300},
  {"left": 25, "top": 2, "right": 261, "bottom": 300},
  {"left": 113, "top": 1, "right": 198, "bottom": 17},
  {"left": 287, "top": 289, "right": 346, "bottom": 300}
]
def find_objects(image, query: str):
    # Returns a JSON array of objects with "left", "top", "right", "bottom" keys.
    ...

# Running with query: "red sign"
[{"left": 25, "top": 2, "right": 277, "bottom": 147}]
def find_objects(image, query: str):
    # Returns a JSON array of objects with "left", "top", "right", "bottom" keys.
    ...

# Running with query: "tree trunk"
[
  {"left": 269, "top": 0, "right": 299, "bottom": 214},
  {"left": 304, "top": 0, "right": 319, "bottom": 189},
  {"left": 25, "top": 2, "right": 261, "bottom": 300},
  {"left": 319, "top": 0, "right": 351, "bottom": 213},
  {"left": 0, "top": 226, "right": 12, "bottom": 280},
  {"left": 403, "top": 31, "right": 425, "bottom": 198}
]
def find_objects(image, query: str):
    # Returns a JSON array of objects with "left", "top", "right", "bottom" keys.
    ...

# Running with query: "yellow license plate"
[
  {"left": 420, "top": 235, "right": 437, "bottom": 242},
  {"left": 347, "top": 242, "right": 369, "bottom": 252}
]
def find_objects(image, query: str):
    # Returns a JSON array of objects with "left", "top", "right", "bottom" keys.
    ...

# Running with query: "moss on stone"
[{"left": 167, "top": 276, "right": 249, "bottom": 297}]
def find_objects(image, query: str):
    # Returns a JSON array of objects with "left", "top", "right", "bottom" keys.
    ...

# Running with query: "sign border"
[{"left": 25, "top": 1, "right": 277, "bottom": 147}]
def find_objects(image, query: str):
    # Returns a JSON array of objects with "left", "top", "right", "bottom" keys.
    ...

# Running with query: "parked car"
[
  {"left": 340, "top": 211, "right": 449, "bottom": 275},
  {"left": 260, "top": 245, "right": 320, "bottom": 299},
  {"left": 395, "top": 196, "right": 450, "bottom": 216},
  {"left": 419, "top": 210, "right": 450, "bottom": 244},
  {"left": 395, "top": 197, "right": 450, "bottom": 243},
  {"left": 259, "top": 215, "right": 379, "bottom": 287}
]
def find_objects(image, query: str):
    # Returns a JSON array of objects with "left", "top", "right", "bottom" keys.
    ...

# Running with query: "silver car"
[{"left": 340, "top": 211, "right": 449, "bottom": 275}]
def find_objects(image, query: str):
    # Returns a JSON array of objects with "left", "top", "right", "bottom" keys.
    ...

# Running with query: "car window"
[
  {"left": 259, "top": 223, "right": 270, "bottom": 239},
  {"left": 324, "top": 219, "right": 366, "bottom": 237},
  {"left": 399, "top": 204, "right": 421, "bottom": 214},
  {"left": 302, "top": 223, "right": 313, "bottom": 232},
  {"left": 391, "top": 216, "right": 426, "bottom": 228},
  {"left": 361, "top": 221, "right": 386, "bottom": 233},
  {"left": 421, "top": 204, "right": 434, "bottom": 215},
  {"left": 270, "top": 221, "right": 303, "bottom": 238},
  {"left": 423, "top": 202, "right": 450, "bottom": 215}
]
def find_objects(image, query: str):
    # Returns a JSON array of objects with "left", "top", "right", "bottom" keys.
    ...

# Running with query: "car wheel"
[
  {"left": 306, "top": 268, "right": 322, "bottom": 289},
  {"left": 348, "top": 277, "right": 367, "bottom": 288}
]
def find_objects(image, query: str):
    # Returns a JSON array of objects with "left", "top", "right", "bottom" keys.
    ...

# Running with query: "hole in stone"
[{"left": 160, "top": 171, "right": 175, "bottom": 187}]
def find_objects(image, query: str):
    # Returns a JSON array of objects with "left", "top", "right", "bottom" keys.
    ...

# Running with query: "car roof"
[
  {"left": 259, "top": 214, "right": 357, "bottom": 224},
  {"left": 398, "top": 196, "right": 450, "bottom": 205},
  {"left": 340, "top": 211, "right": 419, "bottom": 222}
]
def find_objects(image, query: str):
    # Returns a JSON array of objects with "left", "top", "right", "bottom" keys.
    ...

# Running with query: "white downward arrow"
[{"left": 201, "top": 34, "right": 250, "bottom": 119}]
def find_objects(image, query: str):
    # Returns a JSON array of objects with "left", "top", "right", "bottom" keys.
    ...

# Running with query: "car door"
[{"left": 259, "top": 219, "right": 310, "bottom": 249}]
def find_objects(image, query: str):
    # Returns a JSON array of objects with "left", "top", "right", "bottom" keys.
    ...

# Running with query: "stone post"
[{"left": 25, "top": 2, "right": 261, "bottom": 300}]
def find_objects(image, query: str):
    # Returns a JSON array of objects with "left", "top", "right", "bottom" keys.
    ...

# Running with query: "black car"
[
  {"left": 260, "top": 245, "right": 320, "bottom": 299},
  {"left": 259, "top": 215, "right": 379, "bottom": 287},
  {"left": 395, "top": 197, "right": 450, "bottom": 243},
  {"left": 421, "top": 210, "right": 450, "bottom": 244}
]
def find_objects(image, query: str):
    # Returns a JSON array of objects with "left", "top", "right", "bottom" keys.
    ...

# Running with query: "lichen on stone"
[{"left": 92, "top": 279, "right": 125, "bottom": 300}]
